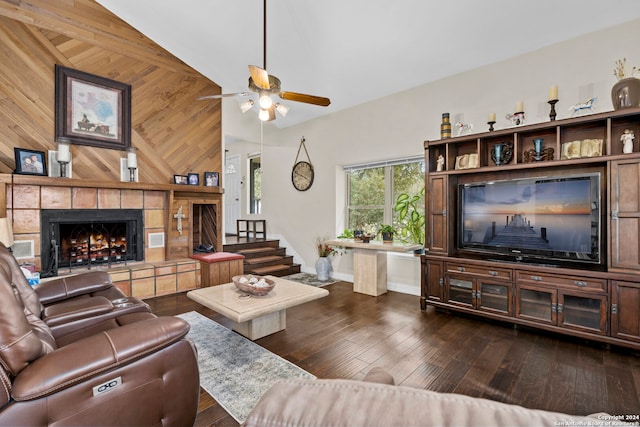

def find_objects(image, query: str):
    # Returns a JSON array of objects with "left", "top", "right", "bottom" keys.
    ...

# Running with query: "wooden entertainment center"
[{"left": 422, "top": 107, "right": 640, "bottom": 350}]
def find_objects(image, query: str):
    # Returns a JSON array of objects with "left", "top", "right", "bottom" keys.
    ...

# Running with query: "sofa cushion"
[
  {"left": 243, "top": 378, "right": 605, "bottom": 427},
  {"left": 190, "top": 252, "right": 245, "bottom": 263}
]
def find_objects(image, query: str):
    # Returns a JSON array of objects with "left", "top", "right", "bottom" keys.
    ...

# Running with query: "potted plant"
[
  {"left": 315, "top": 237, "right": 345, "bottom": 281},
  {"left": 394, "top": 187, "right": 425, "bottom": 252},
  {"left": 378, "top": 224, "right": 395, "bottom": 243},
  {"left": 337, "top": 229, "right": 354, "bottom": 239}
]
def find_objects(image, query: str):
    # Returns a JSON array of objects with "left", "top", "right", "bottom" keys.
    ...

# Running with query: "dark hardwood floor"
[{"left": 145, "top": 281, "right": 640, "bottom": 427}]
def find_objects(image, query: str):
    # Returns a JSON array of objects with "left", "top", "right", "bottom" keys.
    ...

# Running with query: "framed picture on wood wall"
[
  {"left": 188, "top": 173, "right": 199, "bottom": 185},
  {"left": 174, "top": 175, "right": 188, "bottom": 185},
  {"left": 14, "top": 148, "right": 47, "bottom": 176},
  {"left": 204, "top": 171, "right": 219, "bottom": 187},
  {"left": 55, "top": 65, "right": 131, "bottom": 150}
]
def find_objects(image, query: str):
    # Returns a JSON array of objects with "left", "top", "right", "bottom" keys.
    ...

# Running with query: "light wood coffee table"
[{"left": 186, "top": 275, "right": 329, "bottom": 340}]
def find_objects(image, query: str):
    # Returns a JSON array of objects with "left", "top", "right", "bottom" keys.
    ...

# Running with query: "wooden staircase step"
[
  {"left": 244, "top": 255, "right": 283, "bottom": 264},
  {"left": 236, "top": 247, "right": 276, "bottom": 255},
  {"left": 250, "top": 264, "right": 291, "bottom": 275}
]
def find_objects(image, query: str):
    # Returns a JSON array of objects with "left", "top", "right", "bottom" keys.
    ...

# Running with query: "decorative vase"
[
  {"left": 611, "top": 77, "right": 640, "bottom": 110},
  {"left": 315, "top": 257, "right": 331, "bottom": 281},
  {"left": 533, "top": 138, "right": 544, "bottom": 161}
]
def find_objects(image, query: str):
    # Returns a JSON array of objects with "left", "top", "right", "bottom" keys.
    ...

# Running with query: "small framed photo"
[
  {"left": 188, "top": 173, "right": 200, "bottom": 185},
  {"left": 204, "top": 171, "right": 219, "bottom": 187},
  {"left": 174, "top": 175, "right": 188, "bottom": 185},
  {"left": 14, "top": 148, "right": 47, "bottom": 176}
]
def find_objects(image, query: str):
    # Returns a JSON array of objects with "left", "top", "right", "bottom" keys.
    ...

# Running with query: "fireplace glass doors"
[{"left": 41, "top": 209, "right": 144, "bottom": 277}]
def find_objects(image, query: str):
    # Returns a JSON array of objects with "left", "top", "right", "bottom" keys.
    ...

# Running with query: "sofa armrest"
[
  {"left": 41, "top": 296, "right": 114, "bottom": 327},
  {"left": 11, "top": 316, "right": 190, "bottom": 401},
  {"left": 34, "top": 271, "right": 113, "bottom": 304}
]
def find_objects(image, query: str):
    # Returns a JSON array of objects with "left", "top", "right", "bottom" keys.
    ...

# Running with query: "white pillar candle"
[
  {"left": 488, "top": 113, "right": 496, "bottom": 122},
  {"left": 127, "top": 150, "right": 138, "bottom": 168},
  {"left": 56, "top": 142, "right": 70, "bottom": 162},
  {"left": 548, "top": 85, "right": 558, "bottom": 101},
  {"left": 516, "top": 101, "right": 524, "bottom": 113}
]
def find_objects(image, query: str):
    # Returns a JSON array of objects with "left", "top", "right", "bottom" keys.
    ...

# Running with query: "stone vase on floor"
[{"left": 315, "top": 256, "right": 331, "bottom": 281}]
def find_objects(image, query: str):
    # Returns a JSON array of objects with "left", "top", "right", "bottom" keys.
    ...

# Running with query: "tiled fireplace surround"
[{"left": 6, "top": 181, "right": 203, "bottom": 298}]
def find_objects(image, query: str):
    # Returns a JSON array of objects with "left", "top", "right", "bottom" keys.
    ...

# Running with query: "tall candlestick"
[{"left": 548, "top": 85, "right": 558, "bottom": 101}]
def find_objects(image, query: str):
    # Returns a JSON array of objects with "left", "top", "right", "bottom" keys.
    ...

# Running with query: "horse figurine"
[
  {"left": 569, "top": 97, "right": 597, "bottom": 116},
  {"left": 455, "top": 121, "right": 474, "bottom": 136}
]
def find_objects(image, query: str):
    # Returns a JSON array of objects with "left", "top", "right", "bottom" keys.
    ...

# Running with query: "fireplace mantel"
[{"left": 0, "top": 174, "right": 224, "bottom": 194}]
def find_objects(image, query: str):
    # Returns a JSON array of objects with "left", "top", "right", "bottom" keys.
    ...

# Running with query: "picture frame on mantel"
[
  {"left": 54, "top": 65, "right": 131, "bottom": 150},
  {"left": 14, "top": 148, "right": 47, "bottom": 176}
]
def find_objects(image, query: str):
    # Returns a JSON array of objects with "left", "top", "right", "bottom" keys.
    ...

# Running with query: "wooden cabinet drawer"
[
  {"left": 516, "top": 271, "right": 606, "bottom": 291},
  {"left": 445, "top": 263, "right": 512, "bottom": 280}
]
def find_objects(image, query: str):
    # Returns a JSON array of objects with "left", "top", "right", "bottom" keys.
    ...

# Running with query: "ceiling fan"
[{"left": 197, "top": 0, "right": 331, "bottom": 122}]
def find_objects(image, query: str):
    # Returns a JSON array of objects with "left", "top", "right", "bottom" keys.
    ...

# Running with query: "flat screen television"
[{"left": 457, "top": 172, "right": 602, "bottom": 268}]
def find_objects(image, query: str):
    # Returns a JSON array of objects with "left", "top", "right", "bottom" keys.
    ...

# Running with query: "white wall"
[{"left": 224, "top": 19, "right": 640, "bottom": 296}]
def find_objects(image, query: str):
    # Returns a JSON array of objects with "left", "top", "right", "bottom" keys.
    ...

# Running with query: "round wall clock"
[{"left": 292, "top": 160, "right": 314, "bottom": 191}]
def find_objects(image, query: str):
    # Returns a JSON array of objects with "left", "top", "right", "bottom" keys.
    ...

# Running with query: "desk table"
[{"left": 324, "top": 239, "right": 422, "bottom": 296}]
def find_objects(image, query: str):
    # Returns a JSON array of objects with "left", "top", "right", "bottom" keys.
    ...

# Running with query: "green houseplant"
[
  {"left": 394, "top": 187, "right": 425, "bottom": 249},
  {"left": 377, "top": 224, "right": 395, "bottom": 243}
]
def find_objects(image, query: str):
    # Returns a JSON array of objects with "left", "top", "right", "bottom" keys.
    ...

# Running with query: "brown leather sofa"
[
  {"left": 0, "top": 245, "right": 200, "bottom": 426},
  {"left": 243, "top": 368, "right": 609, "bottom": 427}
]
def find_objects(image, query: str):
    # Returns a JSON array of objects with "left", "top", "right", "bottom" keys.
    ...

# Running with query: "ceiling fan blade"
[
  {"left": 248, "top": 65, "right": 271, "bottom": 90},
  {"left": 279, "top": 91, "right": 331, "bottom": 107},
  {"left": 197, "top": 92, "right": 251, "bottom": 100}
]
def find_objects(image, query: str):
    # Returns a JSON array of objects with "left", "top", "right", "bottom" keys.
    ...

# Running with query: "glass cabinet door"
[
  {"left": 559, "top": 293, "right": 607, "bottom": 335},
  {"left": 446, "top": 275, "right": 473, "bottom": 307},
  {"left": 478, "top": 282, "right": 512, "bottom": 315},
  {"left": 516, "top": 285, "right": 556, "bottom": 324}
]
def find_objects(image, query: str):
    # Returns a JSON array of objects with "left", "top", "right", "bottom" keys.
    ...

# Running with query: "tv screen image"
[{"left": 458, "top": 173, "right": 601, "bottom": 265}]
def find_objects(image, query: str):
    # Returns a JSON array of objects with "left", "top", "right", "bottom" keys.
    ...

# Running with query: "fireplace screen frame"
[{"left": 40, "top": 209, "right": 144, "bottom": 277}]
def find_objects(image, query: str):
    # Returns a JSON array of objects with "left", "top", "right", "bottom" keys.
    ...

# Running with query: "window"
[
  {"left": 345, "top": 157, "right": 424, "bottom": 233},
  {"left": 249, "top": 156, "right": 261, "bottom": 214}
]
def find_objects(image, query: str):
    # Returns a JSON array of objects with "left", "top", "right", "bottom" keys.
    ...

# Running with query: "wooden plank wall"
[{"left": 0, "top": 0, "right": 222, "bottom": 185}]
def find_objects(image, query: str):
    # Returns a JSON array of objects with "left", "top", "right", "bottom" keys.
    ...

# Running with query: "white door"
[{"left": 224, "top": 155, "right": 241, "bottom": 235}]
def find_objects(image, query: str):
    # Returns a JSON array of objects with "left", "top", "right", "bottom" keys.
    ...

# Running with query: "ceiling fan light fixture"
[
  {"left": 259, "top": 92, "right": 273, "bottom": 109},
  {"left": 275, "top": 103, "right": 289, "bottom": 117},
  {"left": 258, "top": 108, "right": 270, "bottom": 121},
  {"left": 240, "top": 99, "right": 254, "bottom": 113}
]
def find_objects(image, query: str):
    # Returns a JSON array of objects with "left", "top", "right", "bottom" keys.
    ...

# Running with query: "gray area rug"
[
  {"left": 176, "top": 311, "right": 315, "bottom": 424},
  {"left": 282, "top": 272, "right": 338, "bottom": 287}
]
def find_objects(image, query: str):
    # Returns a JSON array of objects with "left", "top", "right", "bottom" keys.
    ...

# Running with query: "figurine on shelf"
[
  {"left": 621, "top": 129, "right": 635, "bottom": 154},
  {"left": 569, "top": 97, "right": 597, "bottom": 116},
  {"left": 436, "top": 155, "right": 445, "bottom": 171},
  {"left": 455, "top": 121, "right": 474, "bottom": 136},
  {"left": 506, "top": 112, "right": 525, "bottom": 126}
]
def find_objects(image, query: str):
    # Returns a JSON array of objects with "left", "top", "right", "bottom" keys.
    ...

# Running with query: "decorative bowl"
[{"left": 232, "top": 275, "right": 276, "bottom": 296}]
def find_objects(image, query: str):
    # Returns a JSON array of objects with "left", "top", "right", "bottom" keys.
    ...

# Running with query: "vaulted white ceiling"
[{"left": 97, "top": 0, "right": 640, "bottom": 128}]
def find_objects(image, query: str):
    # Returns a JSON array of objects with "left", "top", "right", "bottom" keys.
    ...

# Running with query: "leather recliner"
[
  {"left": 0, "top": 248, "right": 200, "bottom": 426},
  {"left": 0, "top": 244, "right": 151, "bottom": 344}
]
